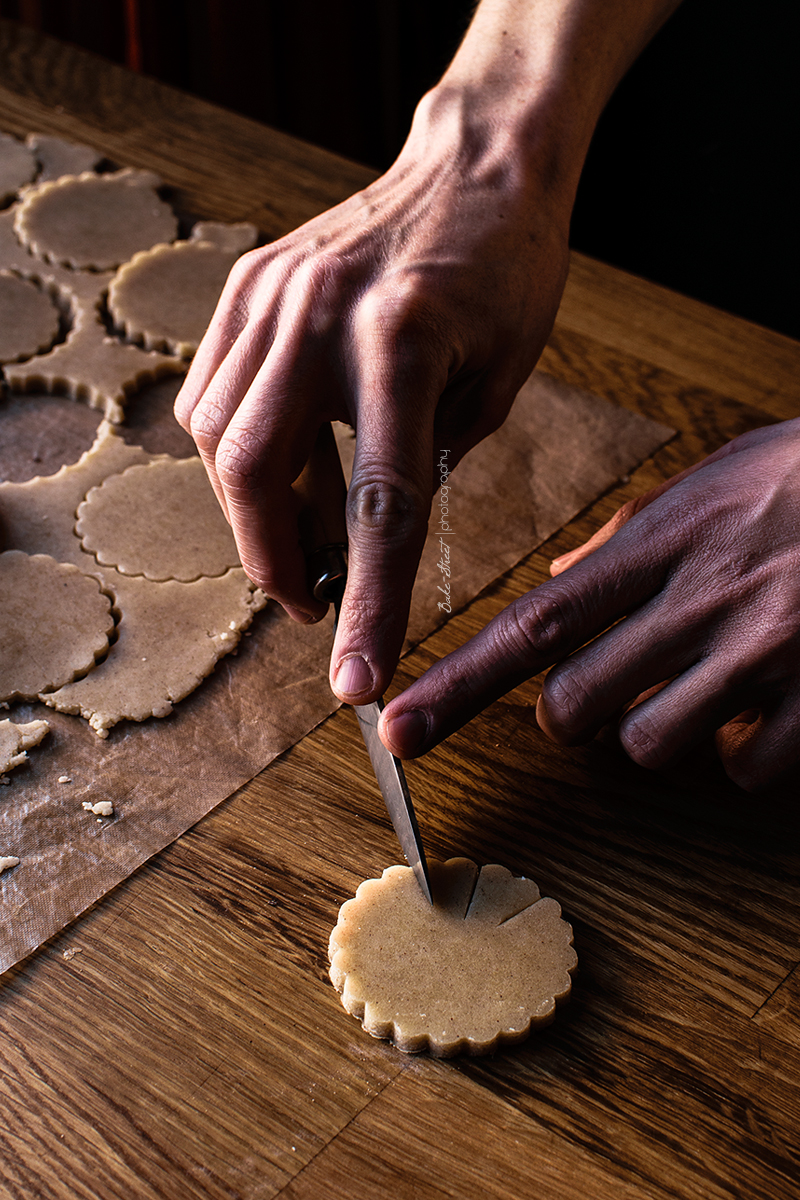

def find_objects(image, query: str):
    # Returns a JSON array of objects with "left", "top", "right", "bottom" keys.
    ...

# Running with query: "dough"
[
  {"left": 13, "top": 169, "right": 178, "bottom": 270},
  {"left": 0, "top": 271, "right": 61, "bottom": 363},
  {"left": 42, "top": 568, "right": 266, "bottom": 737},
  {"left": 0, "top": 422, "right": 266, "bottom": 737},
  {"left": 329, "top": 858, "right": 577, "bottom": 1057},
  {"left": 0, "top": 132, "right": 37, "bottom": 203},
  {"left": 0, "top": 856, "right": 20, "bottom": 873},
  {"left": 25, "top": 133, "right": 102, "bottom": 182},
  {"left": 0, "top": 717, "right": 50, "bottom": 778},
  {"left": 76, "top": 456, "right": 240, "bottom": 582},
  {"left": 0, "top": 550, "right": 113, "bottom": 702},
  {"left": 107, "top": 222, "right": 258, "bottom": 358},
  {"left": 0, "top": 207, "right": 183, "bottom": 423}
]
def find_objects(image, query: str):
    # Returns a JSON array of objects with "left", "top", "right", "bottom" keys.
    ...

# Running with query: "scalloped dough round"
[
  {"left": 76, "top": 456, "right": 240, "bottom": 582},
  {"left": 0, "top": 271, "right": 61, "bottom": 363},
  {"left": 13, "top": 169, "right": 178, "bottom": 270},
  {"left": 0, "top": 550, "right": 113, "bottom": 702},
  {"left": 108, "top": 239, "right": 245, "bottom": 358},
  {"left": 329, "top": 858, "right": 577, "bottom": 1057}
]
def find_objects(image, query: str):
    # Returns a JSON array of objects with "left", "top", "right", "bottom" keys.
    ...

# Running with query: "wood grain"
[{"left": 1, "top": 20, "right": 799, "bottom": 1200}]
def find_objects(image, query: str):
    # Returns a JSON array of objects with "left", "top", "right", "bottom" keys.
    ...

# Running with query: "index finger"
[{"left": 379, "top": 523, "right": 663, "bottom": 757}]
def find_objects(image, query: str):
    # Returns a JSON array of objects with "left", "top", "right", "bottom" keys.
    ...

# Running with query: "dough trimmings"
[
  {"left": 0, "top": 718, "right": 50, "bottom": 779},
  {"left": 76, "top": 456, "right": 240, "bottom": 582},
  {"left": 0, "top": 271, "right": 61, "bottom": 364},
  {"left": 328, "top": 858, "right": 577, "bottom": 1057},
  {"left": 0, "top": 132, "right": 37, "bottom": 203},
  {"left": 13, "top": 169, "right": 178, "bottom": 271},
  {"left": 0, "top": 551, "right": 114, "bottom": 703}
]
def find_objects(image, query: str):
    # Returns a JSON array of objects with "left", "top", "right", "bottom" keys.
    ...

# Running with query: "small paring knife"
[{"left": 296, "top": 424, "right": 433, "bottom": 905}]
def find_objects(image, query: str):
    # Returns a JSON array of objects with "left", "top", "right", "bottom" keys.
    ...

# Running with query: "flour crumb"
[
  {"left": 58, "top": 775, "right": 73, "bottom": 784},
  {"left": 62, "top": 947, "right": 82, "bottom": 961},
  {"left": 82, "top": 800, "right": 114, "bottom": 817},
  {"left": 0, "top": 855, "right": 20, "bottom": 873}
]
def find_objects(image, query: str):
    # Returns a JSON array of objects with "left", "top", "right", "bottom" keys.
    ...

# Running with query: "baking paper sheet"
[{"left": 0, "top": 371, "right": 672, "bottom": 973}]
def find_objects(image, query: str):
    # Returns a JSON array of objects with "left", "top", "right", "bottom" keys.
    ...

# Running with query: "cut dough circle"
[
  {"left": 13, "top": 169, "right": 178, "bottom": 270},
  {"left": 0, "top": 132, "right": 37, "bottom": 203},
  {"left": 76, "top": 456, "right": 240, "bottom": 582},
  {"left": 329, "top": 858, "right": 577, "bottom": 1057},
  {"left": 0, "top": 550, "right": 114, "bottom": 702},
  {"left": 0, "top": 271, "right": 61, "bottom": 363},
  {"left": 108, "top": 239, "right": 244, "bottom": 358}
]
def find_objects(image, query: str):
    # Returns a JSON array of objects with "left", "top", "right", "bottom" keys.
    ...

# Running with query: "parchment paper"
[{"left": 0, "top": 371, "right": 672, "bottom": 973}]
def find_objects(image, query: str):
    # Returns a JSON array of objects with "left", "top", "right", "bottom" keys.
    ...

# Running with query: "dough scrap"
[
  {"left": 0, "top": 856, "right": 21, "bottom": 873},
  {"left": 25, "top": 133, "right": 102, "bottom": 183},
  {"left": 0, "top": 718, "right": 50, "bottom": 778},
  {"left": 13, "top": 169, "right": 178, "bottom": 270},
  {"left": 108, "top": 222, "right": 258, "bottom": 358},
  {"left": 0, "top": 271, "right": 61, "bottom": 363},
  {"left": 329, "top": 858, "right": 577, "bottom": 1057},
  {"left": 0, "top": 550, "right": 113, "bottom": 702},
  {"left": 4, "top": 285, "right": 185, "bottom": 423},
  {"left": 0, "top": 132, "right": 37, "bottom": 203},
  {"left": 42, "top": 568, "right": 266, "bottom": 737},
  {"left": 77, "top": 456, "right": 240, "bottom": 582}
]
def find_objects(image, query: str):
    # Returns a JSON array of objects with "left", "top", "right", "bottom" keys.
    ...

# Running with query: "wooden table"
[{"left": 2, "top": 21, "right": 799, "bottom": 1200}]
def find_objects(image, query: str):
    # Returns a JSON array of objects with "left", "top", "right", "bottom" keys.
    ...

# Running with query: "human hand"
[
  {"left": 381, "top": 420, "right": 800, "bottom": 790},
  {"left": 175, "top": 85, "right": 572, "bottom": 703}
]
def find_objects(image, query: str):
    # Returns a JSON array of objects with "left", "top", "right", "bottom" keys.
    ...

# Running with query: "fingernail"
[
  {"left": 385, "top": 709, "right": 429, "bottom": 757},
  {"left": 334, "top": 654, "right": 374, "bottom": 699},
  {"left": 285, "top": 605, "right": 320, "bottom": 625}
]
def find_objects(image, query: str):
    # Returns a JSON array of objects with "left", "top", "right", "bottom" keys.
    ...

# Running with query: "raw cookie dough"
[
  {"left": 13, "top": 169, "right": 178, "bottom": 270},
  {"left": 76, "top": 456, "right": 240, "bottom": 582},
  {"left": 0, "top": 132, "right": 37, "bottom": 203},
  {"left": 107, "top": 222, "right": 258, "bottom": 358},
  {"left": 42, "top": 568, "right": 267, "bottom": 737},
  {"left": 0, "top": 422, "right": 267, "bottom": 736},
  {"left": 329, "top": 858, "right": 577, "bottom": 1057},
  {"left": 0, "top": 550, "right": 113, "bottom": 702},
  {"left": 0, "top": 207, "right": 183, "bottom": 423},
  {"left": 25, "top": 133, "right": 102, "bottom": 182},
  {"left": 0, "top": 271, "right": 61, "bottom": 363},
  {"left": 0, "top": 718, "right": 50, "bottom": 778}
]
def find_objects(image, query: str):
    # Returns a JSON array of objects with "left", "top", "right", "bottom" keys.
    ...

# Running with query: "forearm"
[{"left": 414, "top": 0, "right": 682, "bottom": 209}]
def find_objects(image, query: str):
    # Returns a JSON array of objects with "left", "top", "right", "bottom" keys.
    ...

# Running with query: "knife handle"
[{"left": 295, "top": 423, "right": 348, "bottom": 603}]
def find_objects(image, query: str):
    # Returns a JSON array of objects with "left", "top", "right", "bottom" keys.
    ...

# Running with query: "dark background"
[{"left": 1, "top": 0, "right": 796, "bottom": 338}]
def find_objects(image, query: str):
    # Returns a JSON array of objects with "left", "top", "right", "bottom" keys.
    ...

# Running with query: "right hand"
[{"left": 175, "top": 85, "right": 573, "bottom": 703}]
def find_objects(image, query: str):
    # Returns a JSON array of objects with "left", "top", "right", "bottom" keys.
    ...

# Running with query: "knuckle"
[
  {"left": 496, "top": 590, "right": 575, "bottom": 666},
  {"left": 540, "top": 665, "right": 595, "bottom": 741},
  {"left": 214, "top": 431, "right": 269, "bottom": 496},
  {"left": 619, "top": 708, "right": 671, "bottom": 770},
  {"left": 347, "top": 473, "right": 427, "bottom": 544}
]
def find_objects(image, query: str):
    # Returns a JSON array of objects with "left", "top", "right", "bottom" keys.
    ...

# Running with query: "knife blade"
[{"left": 296, "top": 424, "right": 433, "bottom": 904}]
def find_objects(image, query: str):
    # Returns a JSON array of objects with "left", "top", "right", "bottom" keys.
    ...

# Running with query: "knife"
[{"left": 296, "top": 423, "right": 433, "bottom": 904}]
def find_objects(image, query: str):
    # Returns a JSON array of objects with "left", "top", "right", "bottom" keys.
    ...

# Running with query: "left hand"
[{"left": 381, "top": 419, "right": 800, "bottom": 790}]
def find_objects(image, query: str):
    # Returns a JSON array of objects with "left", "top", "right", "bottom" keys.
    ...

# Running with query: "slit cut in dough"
[{"left": 329, "top": 858, "right": 577, "bottom": 1057}]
